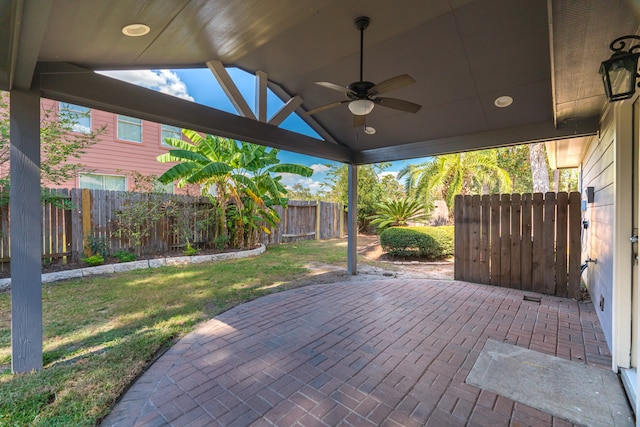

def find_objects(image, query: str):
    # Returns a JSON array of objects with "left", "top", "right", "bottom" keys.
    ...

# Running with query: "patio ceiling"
[{"left": 0, "top": 0, "right": 638, "bottom": 165}]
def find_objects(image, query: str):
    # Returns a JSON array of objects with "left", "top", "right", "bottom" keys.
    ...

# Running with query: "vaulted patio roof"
[
  {"left": 2, "top": 0, "right": 639, "bottom": 374},
  {"left": 2, "top": 0, "right": 636, "bottom": 165}
]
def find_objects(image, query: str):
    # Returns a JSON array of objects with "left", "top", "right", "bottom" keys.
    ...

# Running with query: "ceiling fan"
[{"left": 305, "top": 16, "right": 422, "bottom": 127}]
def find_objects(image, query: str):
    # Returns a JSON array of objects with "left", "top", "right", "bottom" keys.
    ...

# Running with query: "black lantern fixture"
[{"left": 600, "top": 35, "right": 640, "bottom": 102}]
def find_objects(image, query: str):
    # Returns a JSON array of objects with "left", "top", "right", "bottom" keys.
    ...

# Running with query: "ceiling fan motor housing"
[{"left": 347, "top": 81, "right": 375, "bottom": 99}]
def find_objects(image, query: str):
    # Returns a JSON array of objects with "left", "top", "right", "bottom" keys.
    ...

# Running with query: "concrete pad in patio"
[{"left": 102, "top": 279, "right": 626, "bottom": 426}]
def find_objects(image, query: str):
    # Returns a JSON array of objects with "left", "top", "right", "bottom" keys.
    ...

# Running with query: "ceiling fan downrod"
[{"left": 354, "top": 16, "right": 370, "bottom": 83}]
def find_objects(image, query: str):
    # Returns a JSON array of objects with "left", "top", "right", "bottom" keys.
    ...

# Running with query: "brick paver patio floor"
[{"left": 102, "top": 279, "right": 616, "bottom": 426}]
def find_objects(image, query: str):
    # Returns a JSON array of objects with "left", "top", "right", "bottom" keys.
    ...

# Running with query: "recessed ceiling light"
[
  {"left": 364, "top": 126, "right": 376, "bottom": 135},
  {"left": 494, "top": 96, "right": 513, "bottom": 108},
  {"left": 122, "top": 24, "right": 150, "bottom": 37}
]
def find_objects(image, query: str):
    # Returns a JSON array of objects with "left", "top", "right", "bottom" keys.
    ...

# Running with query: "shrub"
[
  {"left": 380, "top": 226, "right": 454, "bottom": 259},
  {"left": 113, "top": 250, "right": 136, "bottom": 262},
  {"left": 183, "top": 242, "right": 200, "bottom": 256},
  {"left": 82, "top": 255, "right": 105, "bottom": 266}
]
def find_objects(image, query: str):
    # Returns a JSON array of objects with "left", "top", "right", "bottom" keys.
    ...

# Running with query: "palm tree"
[
  {"left": 157, "top": 130, "right": 313, "bottom": 248},
  {"left": 368, "top": 197, "right": 426, "bottom": 231},
  {"left": 399, "top": 151, "right": 512, "bottom": 214}
]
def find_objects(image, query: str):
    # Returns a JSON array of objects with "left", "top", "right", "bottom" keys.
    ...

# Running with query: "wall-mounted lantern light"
[{"left": 600, "top": 35, "right": 640, "bottom": 102}]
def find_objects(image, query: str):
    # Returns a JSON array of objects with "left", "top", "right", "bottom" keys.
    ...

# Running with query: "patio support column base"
[
  {"left": 10, "top": 89, "right": 43, "bottom": 373},
  {"left": 347, "top": 164, "right": 358, "bottom": 275}
]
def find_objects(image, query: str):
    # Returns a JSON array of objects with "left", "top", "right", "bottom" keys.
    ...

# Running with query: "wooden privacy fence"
[
  {"left": 454, "top": 192, "right": 582, "bottom": 298},
  {"left": 260, "top": 200, "right": 345, "bottom": 245},
  {"left": 0, "top": 189, "right": 344, "bottom": 269}
]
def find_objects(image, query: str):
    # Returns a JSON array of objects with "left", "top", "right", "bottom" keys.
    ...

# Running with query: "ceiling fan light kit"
[
  {"left": 348, "top": 99, "right": 375, "bottom": 115},
  {"left": 306, "top": 16, "right": 422, "bottom": 126}
]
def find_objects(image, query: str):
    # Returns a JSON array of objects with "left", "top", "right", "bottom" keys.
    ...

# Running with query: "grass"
[{"left": 0, "top": 238, "right": 354, "bottom": 426}]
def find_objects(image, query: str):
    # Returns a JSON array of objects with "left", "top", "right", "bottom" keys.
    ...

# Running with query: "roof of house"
[{"left": 1, "top": 0, "right": 637, "bottom": 165}]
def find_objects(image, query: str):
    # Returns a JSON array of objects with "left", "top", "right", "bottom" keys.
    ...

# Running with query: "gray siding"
[{"left": 581, "top": 112, "right": 615, "bottom": 348}]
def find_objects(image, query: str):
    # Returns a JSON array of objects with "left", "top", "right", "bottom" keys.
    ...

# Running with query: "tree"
[
  {"left": 157, "top": 130, "right": 312, "bottom": 248},
  {"left": 286, "top": 183, "right": 315, "bottom": 201},
  {"left": 379, "top": 174, "right": 406, "bottom": 200},
  {"left": 496, "top": 145, "right": 533, "bottom": 193},
  {"left": 528, "top": 142, "right": 550, "bottom": 193},
  {"left": 399, "top": 151, "right": 512, "bottom": 215},
  {"left": 0, "top": 92, "right": 105, "bottom": 188},
  {"left": 322, "top": 163, "right": 393, "bottom": 231}
]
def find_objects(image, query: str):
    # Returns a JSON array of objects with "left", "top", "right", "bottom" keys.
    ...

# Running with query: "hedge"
[{"left": 379, "top": 226, "right": 454, "bottom": 259}]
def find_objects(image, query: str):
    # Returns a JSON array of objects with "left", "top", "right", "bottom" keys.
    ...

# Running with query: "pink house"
[{"left": 43, "top": 98, "right": 182, "bottom": 192}]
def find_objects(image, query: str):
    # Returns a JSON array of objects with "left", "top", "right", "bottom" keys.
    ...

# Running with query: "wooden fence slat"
[
  {"left": 454, "top": 195, "right": 464, "bottom": 280},
  {"left": 462, "top": 195, "right": 472, "bottom": 280},
  {"left": 510, "top": 193, "right": 522, "bottom": 289},
  {"left": 469, "top": 195, "right": 481, "bottom": 283},
  {"left": 531, "top": 193, "right": 545, "bottom": 293},
  {"left": 521, "top": 193, "right": 533, "bottom": 291},
  {"left": 543, "top": 192, "right": 557, "bottom": 295},
  {"left": 64, "top": 190, "right": 73, "bottom": 262},
  {"left": 71, "top": 189, "right": 82, "bottom": 261},
  {"left": 568, "top": 192, "right": 582, "bottom": 299},
  {"left": 490, "top": 194, "right": 501, "bottom": 286},
  {"left": 81, "top": 188, "right": 92, "bottom": 256},
  {"left": 55, "top": 196, "right": 65, "bottom": 260},
  {"left": 0, "top": 204, "right": 7, "bottom": 269},
  {"left": 480, "top": 195, "right": 491, "bottom": 284},
  {"left": 43, "top": 201, "right": 50, "bottom": 260},
  {"left": 555, "top": 192, "right": 569, "bottom": 297},
  {"left": 500, "top": 194, "right": 511, "bottom": 287}
]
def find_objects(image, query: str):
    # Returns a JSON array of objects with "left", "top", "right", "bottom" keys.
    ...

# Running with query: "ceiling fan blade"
[
  {"left": 304, "top": 100, "right": 348, "bottom": 116},
  {"left": 315, "top": 81, "right": 356, "bottom": 95},
  {"left": 375, "top": 97, "right": 422, "bottom": 113},
  {"left": 369, "top": 74, "right": 416, "bottom": 96},
  {"left": 353, "top": 114, "right": 366, "bottom": 127}
]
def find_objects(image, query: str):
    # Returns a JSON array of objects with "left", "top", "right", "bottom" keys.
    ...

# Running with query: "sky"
[{"left": 99, "top": 68, "right": 426, "bottom": 192}]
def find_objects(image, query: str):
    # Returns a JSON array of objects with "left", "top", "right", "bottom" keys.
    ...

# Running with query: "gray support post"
[
  {"left": 10, "top": 89, "right": 43, "bottom": 373},
  {"left": 347, "top": 164, "right": 358, "bottom": 275}
]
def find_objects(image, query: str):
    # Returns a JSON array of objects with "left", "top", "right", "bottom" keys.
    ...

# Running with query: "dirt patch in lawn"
[{"left": 302, "top": 234, "right": 455, "bottom": 283}]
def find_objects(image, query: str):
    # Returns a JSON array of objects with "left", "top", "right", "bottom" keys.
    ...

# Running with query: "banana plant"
[{"left": 157, "top": 131, "right": 313, "bottom": 248}]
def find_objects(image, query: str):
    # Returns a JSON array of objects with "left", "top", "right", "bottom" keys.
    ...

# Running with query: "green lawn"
[{"left": 0, "top": 239, "right": 353, "bottom": 426}]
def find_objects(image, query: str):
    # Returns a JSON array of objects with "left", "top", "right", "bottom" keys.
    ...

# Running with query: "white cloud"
[
  {"left": 279, "top": 173, "right": 324, "bottom": 193},
  {"left": 310, "top": 163, "right": 330, "bottom": 174},
  {"left": 97, "top": 69, "right": 194, "bottom": 101}
]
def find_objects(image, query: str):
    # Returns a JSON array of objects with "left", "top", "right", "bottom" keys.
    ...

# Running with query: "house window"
[
  {"left": 117, "top": 115, "right": 142, "bottom": 142},
  {"left": 79, "top": 173, "right": 126, "bottom": 191},
  {"left": 161, "top": 124, "right": 182, "bottom": 147},
  {"left": 59, "top": 102, "right": 91, "bottom": 133}
]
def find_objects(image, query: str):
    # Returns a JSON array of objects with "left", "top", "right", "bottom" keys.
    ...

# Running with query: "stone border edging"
[{"left": 0, "top": 244, "right": 266, "bottom": 292}]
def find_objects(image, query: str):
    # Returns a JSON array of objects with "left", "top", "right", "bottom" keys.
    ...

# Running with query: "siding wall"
[
  {"left": 581, "top": 108, "right": 615, "bottom": 348},
  {"left": 40, "top": 99, "right": 181, "bottom": 190}
]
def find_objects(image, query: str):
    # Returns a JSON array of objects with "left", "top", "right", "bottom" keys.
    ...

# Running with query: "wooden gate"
[{"left": 454, "top": 192, "right": 582, "bottom": 298}]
